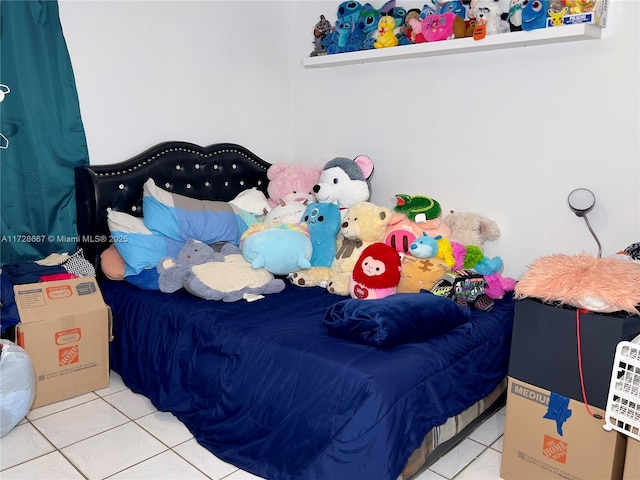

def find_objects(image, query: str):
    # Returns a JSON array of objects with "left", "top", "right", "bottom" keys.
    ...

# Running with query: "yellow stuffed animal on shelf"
[{"left": 374, "top": 15, "right": 398, "bottom": 49}]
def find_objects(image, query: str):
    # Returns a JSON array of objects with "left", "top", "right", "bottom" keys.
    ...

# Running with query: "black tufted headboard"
[{"left": 75, "top": 141, "right": 271, "bottom": 276}]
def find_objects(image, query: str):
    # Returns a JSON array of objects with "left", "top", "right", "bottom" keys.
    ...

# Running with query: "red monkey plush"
[{"left": 349, "top": 242, "right": 401, "bottom": 300}]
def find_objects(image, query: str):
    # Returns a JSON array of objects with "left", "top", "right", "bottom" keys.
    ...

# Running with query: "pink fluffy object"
[
  {"left": 450, "top": 241, "right": 467, "bottom": 270},
  {"left": 514, "top": 253, "right": 640, "bottom": 314},
  {"left": 484, "top": 273, "right": 516, "bottom": 300}
]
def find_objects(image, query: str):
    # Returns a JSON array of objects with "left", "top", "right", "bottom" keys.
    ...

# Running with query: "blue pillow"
[
  {"left": 322, "top": 291, "right": 471, "bottom": 348},
  {"left": 107, "top": 210, "right": 182, "bottom": 278},
  {"left": 142, "top": 179, "right": 247, "bottom": 245}
]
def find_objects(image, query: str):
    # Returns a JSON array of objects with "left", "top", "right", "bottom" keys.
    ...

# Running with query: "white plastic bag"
[{"left": 0, "top": 339, "right": 36, "bottom": 437}]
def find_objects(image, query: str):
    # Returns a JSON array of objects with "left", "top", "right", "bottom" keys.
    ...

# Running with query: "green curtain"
[{"left": 0, "top": 0, "right": 88, "bottom": 266}]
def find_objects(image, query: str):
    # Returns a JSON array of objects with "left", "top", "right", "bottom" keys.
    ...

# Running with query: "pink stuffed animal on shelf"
[
  {"left": 421, "top": 11, "right": 467, "bottom": 42},
  {"left": 405, "top": 9, "right": 426, "bottom": 43}
]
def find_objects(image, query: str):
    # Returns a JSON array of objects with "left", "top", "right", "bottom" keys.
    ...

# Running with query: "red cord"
[{"left": 576, "top": 309, "right": 602, "bottom": 419}]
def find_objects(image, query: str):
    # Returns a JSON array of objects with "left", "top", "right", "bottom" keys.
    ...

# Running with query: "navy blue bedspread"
[{"left": 103, "top": 280, "right": 514, "bottom": 480}]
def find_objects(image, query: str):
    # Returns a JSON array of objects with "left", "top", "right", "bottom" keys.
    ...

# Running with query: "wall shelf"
[{"left": 303, "top": 23, "right": 602, "bottom": 68}]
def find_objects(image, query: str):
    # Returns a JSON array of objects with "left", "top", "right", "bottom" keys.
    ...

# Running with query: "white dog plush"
[
  {"left": 472, "top": 0, "right": 509, "bottom": 35},
  {"left": 313, "top": 155, "right": 374, "bottom": 215}
]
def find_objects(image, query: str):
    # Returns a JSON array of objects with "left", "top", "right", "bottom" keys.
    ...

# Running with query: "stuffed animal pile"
[
  {"left": 154, "top": 152, "right": 515, "bottom": 306},
  {"left": 313, "top": 0, "right": 560, "bottom": 59}
]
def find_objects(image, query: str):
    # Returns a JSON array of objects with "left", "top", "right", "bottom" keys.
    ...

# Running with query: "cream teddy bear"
[
  {"left": 443, "top": 211, "right": 501, "bottom": 248},
  {"left": 289, "top": 201, "right": 392, "bottom": 296}
]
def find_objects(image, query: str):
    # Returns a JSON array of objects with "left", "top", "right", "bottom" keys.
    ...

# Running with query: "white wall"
[
  {"left": 59, "top": 1, "right": 298, "bottom": 164},
  {"left": 60, "top": 0, "right": 639, "bottom": 279}
]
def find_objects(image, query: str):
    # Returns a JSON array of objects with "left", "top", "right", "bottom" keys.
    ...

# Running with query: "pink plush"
[
  {"left": 514, "top": 254, "right": 640, "bottom": 314},
  {"left": 384, "top": 212, "right": 452, "bottom": 255},
  {"left": 266, "top": 163, "right": 322, "bottom": 208},
  {"left": 484, "top": 272, "right": 516, "bottom": 300},
  {"left": 450, "top": 241, "right": 467, "bottom": 270}
]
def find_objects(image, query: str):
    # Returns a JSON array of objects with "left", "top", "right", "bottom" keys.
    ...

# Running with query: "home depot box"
[
  {"left": 509, "top": 299, "right": 640, "bottom": 410},
  {"left": 501, "top": 378, "right": 626, "bottom": 480},
  {"left": 14, "top": 278, "right": 110, "bottom": 408},
  {"left": 623, "top": 438, "right": 640, "bottom": 480}
]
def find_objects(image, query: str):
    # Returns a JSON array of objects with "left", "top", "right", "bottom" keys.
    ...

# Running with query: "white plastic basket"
[{"left": 603, "top": 339, "right": 640, "bottom": 440}]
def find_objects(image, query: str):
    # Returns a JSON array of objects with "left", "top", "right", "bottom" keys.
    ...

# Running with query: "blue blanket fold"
[{"left": 323, "top": 292, "right": 472, "bottom": 348}]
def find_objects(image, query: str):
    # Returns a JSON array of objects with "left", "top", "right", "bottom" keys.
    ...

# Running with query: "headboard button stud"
[{"left": 118, "top": 184, "right": 125, "bottom": 190}]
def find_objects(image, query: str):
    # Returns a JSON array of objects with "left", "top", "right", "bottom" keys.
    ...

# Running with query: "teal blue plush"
[
  {"left": 302, "top": 202, "right": 341, "bottom": 267},
  {"left": 241, "top": 225, "right": 312, "bottom": 276}
]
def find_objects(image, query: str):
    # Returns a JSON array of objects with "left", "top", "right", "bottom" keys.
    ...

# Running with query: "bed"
[{"left": 74, "top": 141, "right": 514, "bottom": 480}]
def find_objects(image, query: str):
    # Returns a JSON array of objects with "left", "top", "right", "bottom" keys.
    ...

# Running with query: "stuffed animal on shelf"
[
  {"left": 522, "top": 0, "right": 549, "bottom": 30},
  {"left": 422, "top": 11, "right": 468, "bottom": 41},
  {"left": 360, "top": 2, "right": 386, "bottom": 49},
  {"left": 240, "top": 222, "right": 312, "bottom": 276},
  {"left": 313, "top": 155, "right": 374, "bottom": 215},
  {"left": 548, "top": 7, "right": 568, "bottom": 26},
  {"left": 421, "top": 0, "right": 439, "bottom": 17},
  {"left": 506, "top": 0, "right": 525, "bottom": 31},
  {"left": 349, "top": 242, "right": 401, "bottom": 299},
  {"left": 374, "top": 15, "right": 399, "bottom": 48},
  {"left": 564, "top": 0, "right": 594, "bottom": 14},
  {"left": 302, "top": 201, "right": 341, "bottom": 267},
  {"left": 323, "top": 0, "right": 366, "bottom": 54},
  {"left": 443, "top": 211, "right": 501, "bottom": 248},
  {"left": 405, "top": 9, "right": 426, "bottom": 43},
  {"left": 385, "top": 6, "right": 411, "bottom": 45},
  {"left": 183, "top": 243, "right": 285, "bottom": 302},
  {"left": 157, "top": 239, "right": 223, "bottom": 293},
  {"left": 440, "top": 0, "right": 467, "bottom": 19},
  {"left": 266, "top": 163, "right": 321, "bottom": 209},
  {"left": 289, "top": 201, "right": 392, "bottom": 296},
  {"left": 471, "top": 0, "right": 509, "bottom": 35}
]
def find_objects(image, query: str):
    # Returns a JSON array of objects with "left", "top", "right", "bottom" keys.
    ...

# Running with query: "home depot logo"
[
  {"left": 58, "top": 345, "right": 79, "bottom": 366},
  {"left": 542, "top": 434, "right": 568, "bottom": 464}
]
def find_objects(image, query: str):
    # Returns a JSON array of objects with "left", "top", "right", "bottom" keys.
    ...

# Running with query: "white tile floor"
[{"left": 0, "top": 370, "right": 507, "bottom": 480}]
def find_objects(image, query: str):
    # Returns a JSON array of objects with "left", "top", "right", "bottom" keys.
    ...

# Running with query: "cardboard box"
[
  {"left": 501, "top": 378, "right": 627, "bottom": 480},
  {"left": 509, "top": 299, "right": 640, "bottom": 410},
  {"left": 546, "top": 0, "right": 609, "bottom": 28},
  {"left": 623, "top": 438, "right": 640, "bottom": 480},
  {"left": 15, "top": 278, "right": 111, "bottom": 408}
]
